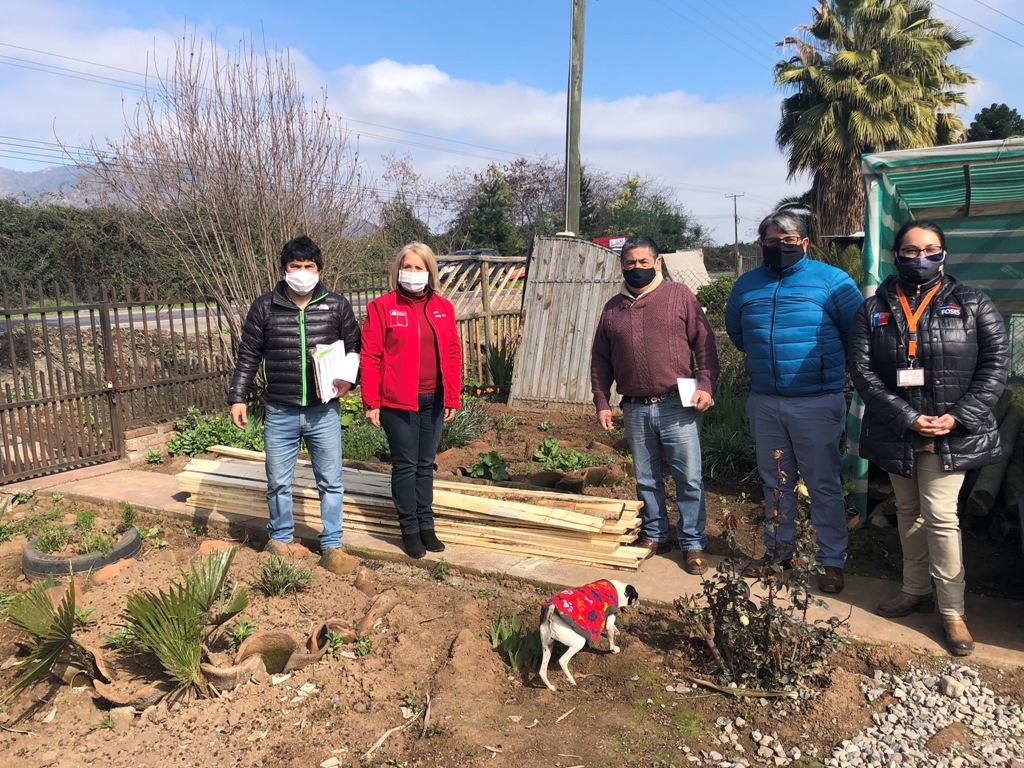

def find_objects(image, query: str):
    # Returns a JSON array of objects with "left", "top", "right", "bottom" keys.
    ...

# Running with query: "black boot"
[
  {"left": 420, "top": 529, "right": 445, "bottom": 553},
  {"left": 401, "top": 532, "right": 426, "bottom": 559}
]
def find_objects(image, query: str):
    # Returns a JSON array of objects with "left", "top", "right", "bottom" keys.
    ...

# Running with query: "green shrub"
[
  {"left": 337, "top": 395, "right": 365, "bottom": 427},
  {"left": 438, "top": 398, "right": 486, "bottom": 453},
  {"left": 468, "top": 451, "right": 510, "bottom": 481},
  {"left": 696, "top": 275, "right": 737, "bottom": 326},
  {"left": 676, "top": 460, "right": 847, "bottom": 691},
  {"left": 36, "top": 523, "right": 70, "bottom": 554},
  {"left": 483, "top": 337, "right": 517, "bottom": 386},
  {"left": 342, "top": 420, "right": 390, "bottom": 461},
  {"left": 700, "top": 375, "right": 756, "bottom": 480},
  {"left": 532, "top": 438, "right": 605, "bottom": 472},
  {"left": 116, "top": 503, "right": 138, "bottom": 534},
  {"left": 489, "top": 610, "right": 541, "bottom": 672},
  {"left": 700, "top": 424, "right": 757, "bottom": 481},
  {"left": 74, "top": 510, "right": 95, "bottom": 532},
  {"left": 74, "top": 531, "right": 116, "bottom": 557},
  {"left": 168, "top": 406, "right": 263, "bottom": 457},
  {"left": 225, "top": 617, "right": 257, "bottom": 652},
  {"left": 257, "top": 555, "right": 314, "bottom": 597}
]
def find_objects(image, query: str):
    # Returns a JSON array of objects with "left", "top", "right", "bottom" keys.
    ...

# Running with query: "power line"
[
  {"left": 932, "top": 2, "right": 1024, "bottom": 49},
  {"left": 969, "top": 0, "right": 1024, "bottom": 28},
  {"left": 650, "top": 0, "right": 777, "bottom": 69},
  {"left": 0, "top": 56, "right": 148, "bottom": 93},
  {"left": 0, "top": 41, "right": 151, "bottom": 77},
  {"left": 0, "top": 42, "right": 763, "bottom": 230}
]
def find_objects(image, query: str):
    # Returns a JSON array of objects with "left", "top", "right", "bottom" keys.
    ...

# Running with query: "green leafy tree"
[
  {"left": 577, "top": 172, "right": 603, "bottom": 240},
  {"left": 966, "top": 103, "right": 1024, "bottom": 142},
  {"left": 775, "top": 0, "right": 974, "bottom": 238},
  {"left": 607, "top": 177, "right": 711, "bottom": 251},
  {"left": 460, "top": 165, "right": 525, "bottom": 255}
]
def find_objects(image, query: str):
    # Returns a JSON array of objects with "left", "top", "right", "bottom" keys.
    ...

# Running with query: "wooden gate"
[
  {"left": 1, "top": 285, "right": 234, "bottom": 484},
  {"left": 509, "top": 237, "right": 622, "bottom": 411}
]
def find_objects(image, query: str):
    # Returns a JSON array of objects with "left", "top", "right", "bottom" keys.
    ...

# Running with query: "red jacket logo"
[{"left": 388, "top": 310, "right": 408, "bottom": 327}]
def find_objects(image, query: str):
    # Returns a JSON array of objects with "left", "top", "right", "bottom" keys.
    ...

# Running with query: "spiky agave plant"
[
  {"left": 4, "top": 578, "right": 92, "bottom": 701},
  {"left": 123, "top": 547, "right": 248, "bottom": 695}
]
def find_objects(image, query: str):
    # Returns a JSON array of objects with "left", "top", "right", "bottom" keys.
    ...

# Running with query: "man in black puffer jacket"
[
  {"left": 228, "top": 236, "right": 361, "bottom": 574},
  {"left": 849, "top": 219, "right": 1008, "bottom": 657}
]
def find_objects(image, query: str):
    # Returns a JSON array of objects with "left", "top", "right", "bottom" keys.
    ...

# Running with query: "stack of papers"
[
  {"left": 676, "top": 378, "right": 714, "bottom": 408},
  {"left": 311, "top": 341, "right": 360, "bottom": 403}
]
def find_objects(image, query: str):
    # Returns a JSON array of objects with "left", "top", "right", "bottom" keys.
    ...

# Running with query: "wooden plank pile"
[{"left": 177, "top": 446, "right": 648, "bottom": 570}]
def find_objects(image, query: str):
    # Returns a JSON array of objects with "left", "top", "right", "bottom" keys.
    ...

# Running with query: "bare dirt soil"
[{"left": 2, "top": 399, "right": 1023, "bottom": 768}]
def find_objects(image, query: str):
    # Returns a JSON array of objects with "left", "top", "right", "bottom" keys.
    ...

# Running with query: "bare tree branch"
[{"left": 78, "top": 30, "right": 366, "bottom": 344}]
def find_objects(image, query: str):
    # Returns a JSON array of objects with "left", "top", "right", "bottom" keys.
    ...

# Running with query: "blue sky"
[{"left": 3, "top": 0, "right": 1023, "bottom": 243}]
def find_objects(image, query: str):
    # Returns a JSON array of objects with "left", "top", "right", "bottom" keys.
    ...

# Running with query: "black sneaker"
[{"left": 420, "top": 529, "right": 445, "bottom": 553}]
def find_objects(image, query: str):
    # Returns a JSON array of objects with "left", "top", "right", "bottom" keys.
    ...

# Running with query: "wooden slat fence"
[
  {"left": 509, "top": 237, "right": 622, "bottom": 410},
  {"left": 0, "top": 284, "right": 234, "bottom": 483},
  {"left": 1, "top": 262, "right": 525, "bottom": 483}
]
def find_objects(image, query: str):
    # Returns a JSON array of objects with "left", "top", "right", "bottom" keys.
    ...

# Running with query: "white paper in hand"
[
  {"left": 676, "top": 378, "right": 713, "bottom": 408},
  {"left": 312, "top": 341, "right": 360, "bottom": 403}
]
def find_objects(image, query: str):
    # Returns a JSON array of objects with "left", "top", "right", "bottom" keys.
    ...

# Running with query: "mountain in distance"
[{"left": 0, "top": 166, "right": 85, "bottom": 203}]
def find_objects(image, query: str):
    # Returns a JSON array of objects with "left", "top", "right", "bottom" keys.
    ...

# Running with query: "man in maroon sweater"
[{"left": 591, "top": 235, "right": 720, "bottom": 574}]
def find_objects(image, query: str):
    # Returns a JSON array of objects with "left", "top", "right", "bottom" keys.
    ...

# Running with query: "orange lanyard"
[{"left": 895, "top": 282, "right": 942, "bottom": 359}]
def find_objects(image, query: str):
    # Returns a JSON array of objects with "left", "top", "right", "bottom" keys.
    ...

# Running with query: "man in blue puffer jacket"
[{"left": 725, "top": 211, "right": 863, "bottom": 594}]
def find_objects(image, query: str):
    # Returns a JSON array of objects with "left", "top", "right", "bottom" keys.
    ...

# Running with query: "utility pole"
[
  {"left": 564, "top": 0, "right": 586, "bottom": 236},
  {"left": 726, "top": 193, "right": 744, "bottom": 275}
]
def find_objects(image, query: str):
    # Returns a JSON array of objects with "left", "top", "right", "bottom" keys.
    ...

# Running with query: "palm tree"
[{"left": 775, "top": 0, "right": 974, "bottom": 238}]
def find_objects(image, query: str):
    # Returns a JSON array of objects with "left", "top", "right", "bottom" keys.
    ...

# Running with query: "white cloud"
[{"left": 7, "top": 0, "right": 1020, "bottom": 244}]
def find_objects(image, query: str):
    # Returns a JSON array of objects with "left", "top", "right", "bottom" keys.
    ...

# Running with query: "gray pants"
[
  {"left": 746, "top": 391, "right": 848, "bottom": 567},
  {"left": 889, "top": 451, "right": 967, "bottom": 616}
]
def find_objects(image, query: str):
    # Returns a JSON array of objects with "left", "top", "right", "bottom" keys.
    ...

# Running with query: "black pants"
[{"left": 380, "top": 392, "right": 444, "bottom": 535}]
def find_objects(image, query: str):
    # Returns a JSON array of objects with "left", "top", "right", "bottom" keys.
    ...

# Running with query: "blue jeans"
[
  {"left": 264, "top": 400, "right": 343, "bottom": 550},
  {"left": 380, "top": 392, "right": 444, "bottom": 535},
  {"left": 746, "top": 391, "right": 847, "bottom": 567},
  {"left": 622, "top": 396, "right": 707, "bottom": 550}
]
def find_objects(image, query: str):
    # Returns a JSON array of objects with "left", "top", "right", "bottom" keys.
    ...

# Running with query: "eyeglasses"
[
  {"left": 761, "top": 236, "right": 804, "bottom": 247},
  {"left": 896, "top": 246, "right": 945, "bottom": 260}
]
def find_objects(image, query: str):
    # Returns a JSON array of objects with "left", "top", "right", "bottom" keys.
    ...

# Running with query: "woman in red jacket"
[{"left": 360, "top": 242, "right": 462, "bottom": 558}]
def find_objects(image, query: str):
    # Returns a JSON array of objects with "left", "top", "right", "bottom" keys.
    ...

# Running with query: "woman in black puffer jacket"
[{"left": 849, "top": 219, "right": 1008, "bottom": 658}]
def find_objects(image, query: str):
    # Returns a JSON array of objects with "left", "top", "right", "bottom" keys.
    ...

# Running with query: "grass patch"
[{"left": 257, "top": 555, "right": 314, "bottom": 597}]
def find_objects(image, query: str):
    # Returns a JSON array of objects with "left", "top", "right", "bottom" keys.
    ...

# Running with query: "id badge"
[{"left": 897, "top": 367, "right": 925, "bottom": 387}]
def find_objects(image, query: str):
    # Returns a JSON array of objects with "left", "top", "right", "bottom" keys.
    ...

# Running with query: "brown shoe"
[
  {"left": 818, "top": 566, "right": 845, "bottom": 594},
  {"left": 942, "top": 614, "right": 974, "bottom": 657},
  {"left": 682, "top": 549, "right": 708, "bottom": 576},
  {"left": 320, "top": 547, "right": 359, "bottom": 575},
  {"left": 741, "top": 555, "right": 793, "bottom": 578},
  {"left": 877, "top": 591, "right": 935, "bottom": 618},
  {"left": 636, "top": 538, "right": 672, "bottom": 557},
  {"left": 263, "top": 539, "right": 292, "bottom": 557}
]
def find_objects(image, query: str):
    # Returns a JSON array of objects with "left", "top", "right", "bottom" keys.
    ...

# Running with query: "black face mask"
[
  {"left": 762, "top": 242, "right": 804, "bottom": 271},
  {"left": 895, "top": 254, "right": 944, "bottom": 285},
  {"left": 623, "top": 266, "right": 657, "bottom": 290}
]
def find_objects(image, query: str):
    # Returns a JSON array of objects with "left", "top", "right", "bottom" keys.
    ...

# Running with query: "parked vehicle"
[{"left": 438, "top": 249, "right": 500, "bottom": 290}]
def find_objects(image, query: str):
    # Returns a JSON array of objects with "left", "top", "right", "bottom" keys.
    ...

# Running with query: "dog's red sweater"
[{"left": 544, "top": 579, "right": 618, "bottom": 644}]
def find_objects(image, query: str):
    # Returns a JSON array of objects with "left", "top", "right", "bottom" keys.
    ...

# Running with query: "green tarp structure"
[{"left": 846, "top": 138, "right": 1024, "bottom": 516}]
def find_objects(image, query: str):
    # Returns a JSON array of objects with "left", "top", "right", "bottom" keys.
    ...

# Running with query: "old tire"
[{"left": 22, "top": 525, "right": 143, "bottom": 581}]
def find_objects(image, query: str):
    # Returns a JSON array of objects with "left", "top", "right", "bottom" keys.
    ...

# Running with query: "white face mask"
[
  {"left": 398, "top": 270, "right": 430, "bottom": 292},
  {"left": 284, "top": 270, "right": 319, "bottom": 296}
]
